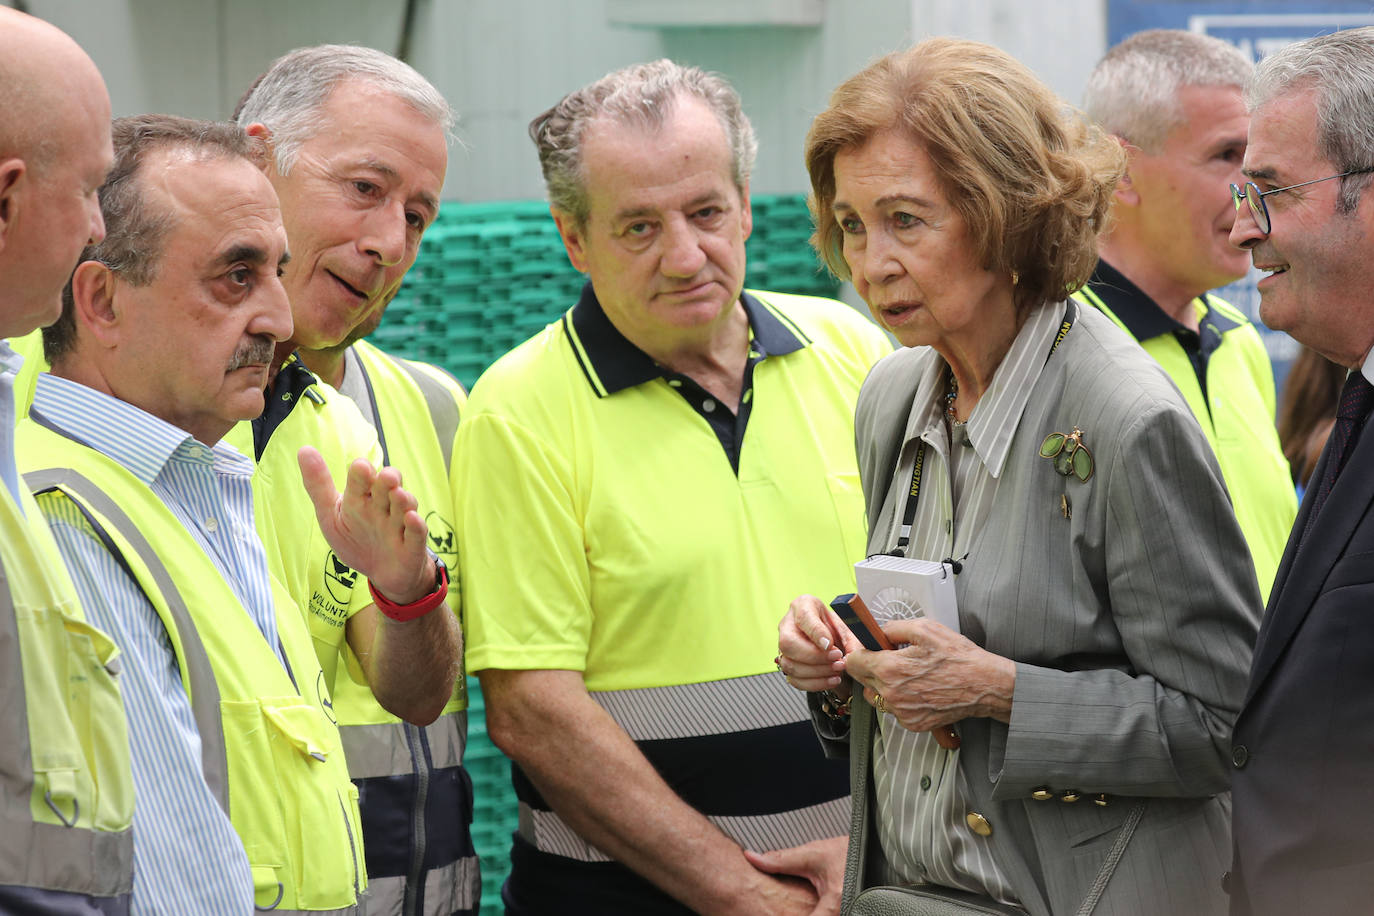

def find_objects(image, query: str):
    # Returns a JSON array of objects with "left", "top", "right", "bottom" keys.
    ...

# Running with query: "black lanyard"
[{"left": 893, "top": 300, "right": 1077, "bottom": 553}]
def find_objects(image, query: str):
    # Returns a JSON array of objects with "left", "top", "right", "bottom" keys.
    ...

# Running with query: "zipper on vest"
[
  {"left": 403, "top": 722, "right": 430, "bottom": 915},
  {"left": 339, "top": 792, "right": 361, "bottom": 898}
]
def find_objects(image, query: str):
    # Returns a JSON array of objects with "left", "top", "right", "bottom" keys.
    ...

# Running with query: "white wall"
[{"left": 22, "top": 0, "right": 1105, "bottom": 200}]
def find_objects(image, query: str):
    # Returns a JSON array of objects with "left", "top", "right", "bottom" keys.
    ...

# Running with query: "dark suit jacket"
[{"left": 1230, "top": 394, "right": 1374, "bottom": 915}]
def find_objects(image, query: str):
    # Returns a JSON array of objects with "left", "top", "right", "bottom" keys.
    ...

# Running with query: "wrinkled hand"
[
  {"left": 844, "top": 617, "right": 1016, "bottom": 735},
  {"left": 298, "top": 446, "right": 433, "bottom": 604},
  {"left": 777, "top": 595, "right": 862, "bottom": 693},
  {"left": 745, "top": 835, "right": 847, "bottom": 916}
]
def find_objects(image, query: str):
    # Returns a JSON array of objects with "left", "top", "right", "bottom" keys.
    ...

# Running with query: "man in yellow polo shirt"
[
  {"left": 455, "top": 60, "right": 891, "bottom": 914},
  {"left": 1078, "top": 29, "right": 1296, "bottom": 600}
]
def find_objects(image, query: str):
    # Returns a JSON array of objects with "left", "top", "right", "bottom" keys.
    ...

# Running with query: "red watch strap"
[{"left": 369, "top": 560, "right": 449, "bottom": 622}]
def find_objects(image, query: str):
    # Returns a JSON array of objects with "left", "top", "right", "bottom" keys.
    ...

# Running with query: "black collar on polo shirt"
[
  {"left": 563, "top": 281, "right": 808, "bottom": 397},
  {"left": 1088, "top": 258, "right": 1242, "bottom": 408},
  {"left": 251, "top": 351, "right": 325, "bottom": 461},
  {"left": 1088, "top": 259, "right": 1242, "bottom": 342}
]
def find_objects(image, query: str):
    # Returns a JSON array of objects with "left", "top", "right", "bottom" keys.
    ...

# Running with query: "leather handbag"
[
  {"left": 851, "top": 885, "right": 1029, "bottom": 916},
  {"left": 839, "top": 697, "right": 1142, "bottom": 916}
]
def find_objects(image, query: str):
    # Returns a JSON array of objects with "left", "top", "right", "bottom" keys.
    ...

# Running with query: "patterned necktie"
[{"left": 1304, "top": 370, "right": 1374, "bottom": 541}]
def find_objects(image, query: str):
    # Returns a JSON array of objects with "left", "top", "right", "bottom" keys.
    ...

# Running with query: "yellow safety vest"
[
  {"left": 0, "top": 479, "right": 133, "bottom": 903},
  {"left": 337, "top": 339, "right": 474, "bottom": 916},
  {"left": 22, "top": 422, "right": 367, "bottom": 913},
  {"left": 223, "top": 360, "right": 379, "bottom": 691},
  {"left": 1074, "top": 286, "right": 1296, "bottom": 601}
]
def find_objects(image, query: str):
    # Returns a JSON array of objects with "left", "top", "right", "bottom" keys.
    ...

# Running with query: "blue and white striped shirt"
[{"left": 30, "top": 372, "right": 290, "bottom": 915}]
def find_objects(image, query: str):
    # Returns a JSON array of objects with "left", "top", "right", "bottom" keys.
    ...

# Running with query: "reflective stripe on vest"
[
  {"left": 20, "top": 425, "right": 366, "bottom": 913},
  {"left": 359, "top": 856, "right": 480, "bottom": 916},
  {"left": 25, "top": 468, "right": 230, "bottom": 809},
  {"left": 342, "top": 342, "right": 475, "bottom": 916},
  {"left": 0, "top": 480, "right": 133, "bottom": 899},
  {"left": 379, "top": 351, "right": 460, "bottom": 472},
  {"left": 337, "top": 716, "right": 466, "bottom": 778}
]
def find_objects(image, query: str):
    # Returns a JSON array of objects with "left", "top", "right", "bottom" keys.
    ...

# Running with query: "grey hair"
[
  {"left": 233, "top": 43, "right": 454, "bottom": 175},
  {"left": 1083, "top": 29, "right": 1252, "bottom": 153},
  {"left": 44, "top": 115, "right": 264, "bottom": 364},
  {"left": 528, "top": 58, "right": 757, "bottom": 227},
  {"left": 1246, "top": 26, "right": 1374, "bottom": 213}
]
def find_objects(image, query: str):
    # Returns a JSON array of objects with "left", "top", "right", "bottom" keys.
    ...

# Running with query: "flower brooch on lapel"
[{"left": 1039, "top": 426, "right": 1094, "bottom": 482}]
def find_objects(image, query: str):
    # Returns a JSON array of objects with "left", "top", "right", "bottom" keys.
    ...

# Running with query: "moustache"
[{"left": 226, "top": 337, "right": 277, "bottom": 372}]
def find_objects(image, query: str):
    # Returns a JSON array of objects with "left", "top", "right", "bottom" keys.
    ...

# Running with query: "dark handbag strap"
[{"left": 840, "top": 698, "right": 877, "bottom": 911}]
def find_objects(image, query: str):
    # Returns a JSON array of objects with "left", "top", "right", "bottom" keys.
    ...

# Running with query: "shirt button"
[
  {"left": 702, "top": 399, "right": 716, "bottom": 413},
  {"left": 919, "top": 775, "right": 931, "bottom": 791},
  {"left": 205, "top": 517, "right": 219, "bottom": 532},
  {"left": 1232, "top": 744, "right": 1249, "bottom": 769}
]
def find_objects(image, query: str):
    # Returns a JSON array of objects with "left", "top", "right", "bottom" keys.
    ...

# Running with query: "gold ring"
[{"left": 873, "top": 693, "right": 889, "bottom": 715}]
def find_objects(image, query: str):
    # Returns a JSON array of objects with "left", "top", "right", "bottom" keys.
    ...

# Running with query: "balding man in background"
[
  {"left": 0, "top": 9, "right": 135, "bottom": 912},
  {"left": 1078, "top": 29, "right": 1295, "bottom": 601}
]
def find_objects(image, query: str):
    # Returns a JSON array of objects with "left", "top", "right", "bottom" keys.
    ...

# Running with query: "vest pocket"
[
  {"left": 221, "top": 696, "right": 361, "bottom": 911},
  {"left": 22, "top": 607, "right": 134, "bottom": 834}
]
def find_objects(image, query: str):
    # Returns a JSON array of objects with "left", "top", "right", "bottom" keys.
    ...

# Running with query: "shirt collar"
[
  {"left": 1089, "top": 259, "right": 1243, "bottom": 342},
  {"left": 902, "top": 300, "right": 1066, "bottom": 479},
  {"left": 31, "top": 373, "right": 247, "bottom": 485},
  {"left": 0, "top": 340, "right": 22, "bottom": 377},
  {"left": 1088, "top": 260, "right": 1187, "bottom": 341},
  {"left": 564, "top": 282, "right": 808, "bottom": 397},
  {"left": 252, "top": 351, "right": 326, "bottom": 460}
]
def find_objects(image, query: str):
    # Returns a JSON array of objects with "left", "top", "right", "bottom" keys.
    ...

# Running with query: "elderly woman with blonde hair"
[{"left": 774, "top": 38, "right": 1261, "bottom": 916}]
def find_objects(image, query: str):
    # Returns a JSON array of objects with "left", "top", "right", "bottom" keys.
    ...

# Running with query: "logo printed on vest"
[
  {"left": 310, "top": 549, "right": 355, "bottom": 628},
  {"left": 424, "top": 510, "right": 458, "bottom": 569}
]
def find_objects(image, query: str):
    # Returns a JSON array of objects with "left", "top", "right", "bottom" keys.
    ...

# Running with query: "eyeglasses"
[{"left": 1231, "top": 167, "right": 1374, "bottom": 235}]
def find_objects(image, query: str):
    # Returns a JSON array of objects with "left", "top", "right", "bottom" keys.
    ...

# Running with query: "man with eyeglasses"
[
  {"left": 1077, "top": 30, "right": 1295, "bottom": 602},
  {"left": 1225, "top": 26, "right": 1374, "bottom": 916}
]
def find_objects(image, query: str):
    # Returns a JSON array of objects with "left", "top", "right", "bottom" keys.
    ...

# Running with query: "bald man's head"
[{"left": 0, "top": 8, "right": 112, "bottom": 337}]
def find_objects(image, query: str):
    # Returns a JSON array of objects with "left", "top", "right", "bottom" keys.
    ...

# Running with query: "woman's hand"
[
  {"left": 776, "top": 595, "right": 860, "bottom": 692},
  {"left": 844, "top": 617, "right": 1016, "bottom": 733}
]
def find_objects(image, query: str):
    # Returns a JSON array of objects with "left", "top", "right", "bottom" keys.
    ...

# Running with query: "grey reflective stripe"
[
  {"left": 337, "top": 711, "right": 466, "bottom": 780},
  {"left": 518, "top": 796, "right": 849, "bottom": 863},
  {"left": 711, "top": 797, "right": 849, "bottom": 853},
  {"left": 0, "top": 809, "right": 134, "bottom": 898},
  {"left": 590, "top": 671, "right": 809, "bottom": 741},
  {"left": 23, "top": 468, "right": 230, "bottom": 812},
  {"left": 0, "top": 883, "right": 131, "bottom": 915},
  {"left": 381, "top": 353, "right": 461, "bottom": 472},
  {"left": 517, "top": 803, "right": 612, "bottom": 863},
  {"left": 356, "top": 854, "right": 480, "bottom": 915}
]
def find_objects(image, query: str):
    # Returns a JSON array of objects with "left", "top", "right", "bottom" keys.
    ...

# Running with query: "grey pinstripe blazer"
[{"left": 851, "top": 303, "right": 1262, "bottom": 916}]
